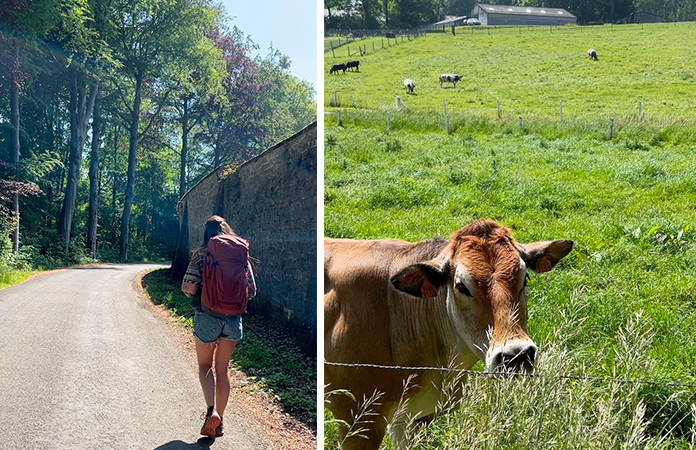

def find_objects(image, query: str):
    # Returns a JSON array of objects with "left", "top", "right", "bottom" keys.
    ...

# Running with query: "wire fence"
[
  {"left": 325, "top": 21, "right": 685, "bottom": 57},
  {"left": 324, "top": 99, "right": 657, "bottom": 139},
  {"left": 324, "top": 360, "right": 696, "bottom": 389}
]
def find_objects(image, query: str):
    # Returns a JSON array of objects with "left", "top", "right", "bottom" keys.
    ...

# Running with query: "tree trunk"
[
  {"left": 111, "top": 125, "right": 118, "bottom": 245},
  {"left": 59, "top": 70, "right": 99, "bottom": 245},
  {"left": 87, "top": 86, "right": 102, "bottom": 258},
  {"left": 10, "top": 41, "right": 20, "bottom": 253},
  {"left": 179, "top": 98, "right": 189, "bottom": 199},
  {"left": 120, "top": 74, "right": 143, "bottom": 261},
  {"left": 383, "top": 0, "right": 389, "bottom": 27}
]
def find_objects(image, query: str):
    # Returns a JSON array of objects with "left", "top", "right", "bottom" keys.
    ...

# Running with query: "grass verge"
[
  {"left": 0, "top": 269, "right": 36, "bottom": 290},
  {"left": 141, "top": 268, "right": 317, "bottom": 431}
]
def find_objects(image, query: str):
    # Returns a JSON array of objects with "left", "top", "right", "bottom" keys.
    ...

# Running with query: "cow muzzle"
[{"left": 485, "top": 340, "right": 537, "bottom": 374}]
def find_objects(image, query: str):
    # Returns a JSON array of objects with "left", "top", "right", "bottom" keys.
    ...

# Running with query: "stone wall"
[{"left": 172, "top": 123, "right": 317, "bottom": 334}]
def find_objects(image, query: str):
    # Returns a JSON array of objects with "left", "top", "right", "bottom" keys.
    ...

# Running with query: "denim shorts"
[{"left": 193, "top": 311, "right": 243, "bottom": 343}]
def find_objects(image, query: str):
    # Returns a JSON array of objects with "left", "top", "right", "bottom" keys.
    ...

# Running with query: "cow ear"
[
  {"left": 516, "top": 240, "right": 574, "bottom": 273},
  {"left": 390, "top": 260, "right": 449, "bottom": 298}
]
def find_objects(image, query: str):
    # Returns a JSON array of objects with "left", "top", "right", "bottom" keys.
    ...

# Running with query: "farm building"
[
  {"left": 628, "top": 11, "right": 666, "bottom": 23},
  {"left": 422, "top": 15, "right": 468, "bottom": 31},
  {"left": 471, "top": 4, "right": 576, "bottom": 26}
]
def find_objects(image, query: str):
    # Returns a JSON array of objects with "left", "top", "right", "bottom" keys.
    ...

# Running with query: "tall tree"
[
  {"left": 0, "top": 0, "right": 58, "bottom": 251},
  {"left": 109, "top": 0, "right": 221, "bottom": 260},
  {"left": 9, "top": 41, "right": 21, "bottom": 252},
  {"left": 200, "top": 27, "right": 265, "bottom": 168},
  {"left": 86, "top": 86, "right": 101, "bottom": 257},
  {"left": 58, "top": 70, "right": 99, "bottom": 245},
  {"left": 255, "top": 47, "right": 316, "bottom": 149}
]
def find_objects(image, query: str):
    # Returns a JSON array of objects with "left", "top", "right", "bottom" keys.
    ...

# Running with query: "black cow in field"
[
  {"left": 330, "top": 63, "right": 347, "bottom": 74},
  {"left": 346, "top": 60, "right": 360, "bottom": 71},
  {"left": 587, "top": 49, "right": 598, "bottom": 60},
  {"left": 440, "top": 74, "right": 462, "bottom": 88}
]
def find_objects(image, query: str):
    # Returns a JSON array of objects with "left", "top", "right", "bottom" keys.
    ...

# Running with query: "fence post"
[
  {"left": 337, "top": 109, "right": 341, "bottom": 126},
  {"left": 396, "top": 96, "right": 402, "bottom": 109},
  {"left": 331, "top": 91, "right": 338, "bottom": 107},
  {"left": 559, "top": 100, "right": 563, "bottom": 122},
  {"left": 373, "top": 42, "right": 375, "bottom": 52},
  {"left": 351, "top": 92, "right": 354, "bottom": 107},
  {"left": 518, "top": 116, "right": 522, "bottom": 130},
  {"left": 608, "top": 118, "right": 614, "bottom": 140},
  {"left": 443, "top": 99, "right": 447, "bottom": 115},
  {"left": 347, "top": 45, "right": 350, "bottom": 56},
  {"left": 382, "top": 39, "right": 384, "bottom": 49},
  {"left": 446, "top": 114, "right": 450, "bottom": 134},
  {"left": 639, "top": 101, "right": 643, "bottom": 120},
  {"left": 387, "top": 112, "right": 391, "bottom": 131},
  {"left": 496, "top": 100, "right": 501, "bottom": 119}
]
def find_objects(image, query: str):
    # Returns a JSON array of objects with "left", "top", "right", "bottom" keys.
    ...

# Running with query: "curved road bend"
[{"left": 0, "top": 264, "right": 272, "bottom": 450}]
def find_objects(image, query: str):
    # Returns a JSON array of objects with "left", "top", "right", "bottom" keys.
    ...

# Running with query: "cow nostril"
[{"left": 500, "top": 345, "right": 536, "bottom": 372}]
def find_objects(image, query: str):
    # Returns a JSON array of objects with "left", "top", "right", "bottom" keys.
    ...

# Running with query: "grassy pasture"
[
  {"left": 324, "top": 22, "right": 696, "bottom": 121},
  {"left": 324, "top": 22, "right": 696, "bottom": 450}
]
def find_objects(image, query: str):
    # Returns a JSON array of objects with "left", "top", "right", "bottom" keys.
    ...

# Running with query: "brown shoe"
[{"left": 200, "top": 408, "right": 221, "bottom": 437}]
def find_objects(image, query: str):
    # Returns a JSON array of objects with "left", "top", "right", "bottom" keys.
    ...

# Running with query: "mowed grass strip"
[
  {"left": 324, "top": 123, "right": 696, "bottom": 447},
  {"left": 325, "top": 22, "right": 696, "bottom": 121}
]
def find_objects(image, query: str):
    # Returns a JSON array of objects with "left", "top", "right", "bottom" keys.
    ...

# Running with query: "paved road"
[{"left": 0, "top": 264, "right": 273, "bottom": 450}]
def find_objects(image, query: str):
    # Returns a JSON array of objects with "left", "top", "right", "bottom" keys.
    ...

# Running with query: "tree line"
[
  {"left": 0, "top": 0, "right": 316, "bottom": 268},
  {"left": 325, "top": 0, "right": 696, "bottom": 29}
]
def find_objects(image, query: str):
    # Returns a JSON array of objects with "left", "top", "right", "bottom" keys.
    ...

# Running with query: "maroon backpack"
[{"left": 201, "top": 234, "right": 250, "bottom": 315}]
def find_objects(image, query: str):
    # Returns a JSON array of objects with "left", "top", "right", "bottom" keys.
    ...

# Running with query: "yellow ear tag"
[
  {"left": 536, "top": 256, "right": 552, "bottom": 273},
  {"left": 421, "top": 279, "right": 438, "bottom": 298}
]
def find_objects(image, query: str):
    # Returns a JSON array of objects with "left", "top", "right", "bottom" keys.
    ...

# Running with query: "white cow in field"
[
  {"left": 404, "top": 79, "right": 415, "bottom": 94},
  {"left": 587, "top": 49, "right": 598, "bottom": 60}
]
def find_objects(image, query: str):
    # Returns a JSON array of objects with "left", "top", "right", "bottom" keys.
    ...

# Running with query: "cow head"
[{"left": 390, "top": 220, "right": 573, "bottom": 374}]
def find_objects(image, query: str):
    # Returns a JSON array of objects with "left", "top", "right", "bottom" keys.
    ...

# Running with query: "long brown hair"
[{"left": 203, "top": 215, "right": 235, "bottom": 247}]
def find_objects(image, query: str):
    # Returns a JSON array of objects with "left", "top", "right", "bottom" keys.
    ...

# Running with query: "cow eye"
[{"left": 455, "top": 281, "right": 472, "bottom": 297}]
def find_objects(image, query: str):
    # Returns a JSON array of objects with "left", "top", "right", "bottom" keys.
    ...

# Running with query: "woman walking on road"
[{"left": 181, "top": 215, "right": 256, "bottom": 437}]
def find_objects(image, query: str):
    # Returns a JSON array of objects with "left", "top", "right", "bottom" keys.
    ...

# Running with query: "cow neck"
[{"left": 388, "top": 238, "right": 466, "bottom": 368}]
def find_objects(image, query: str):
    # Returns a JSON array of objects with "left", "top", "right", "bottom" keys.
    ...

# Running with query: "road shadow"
[{"left": 153, "top": 437, "right": 215, "bottom": 449}]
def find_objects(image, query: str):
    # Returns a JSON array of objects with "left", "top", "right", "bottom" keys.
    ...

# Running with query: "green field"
[
  {"left": 325, "top": 23, "right": 696, "bottom": 122},
  {"left": 324, "top": 22, "right": 696, "bottom": 450}
]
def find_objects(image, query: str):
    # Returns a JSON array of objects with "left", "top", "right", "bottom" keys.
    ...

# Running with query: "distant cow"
[
  {"left": 330, "top": 63, "right": 346, "bottom": 75},
  {"left": 404, "top": 78, "right": 415, "bottom": 94},
  {"left": 440, "top": 73, "right": 462, "bottom": 88},
  {"left": 325, "top": 220, "right": 574, "bottom": 450},
  {"left": 587, "top": 49, "right": 598, "bottom": 60},
  {"left": 345, "top": 60, "right": 360, "bottom": 71}
]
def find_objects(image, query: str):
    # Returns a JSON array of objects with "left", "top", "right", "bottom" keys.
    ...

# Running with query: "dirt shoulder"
[{"left": 134, "top": 269, "right": 317, "bottom": 450}]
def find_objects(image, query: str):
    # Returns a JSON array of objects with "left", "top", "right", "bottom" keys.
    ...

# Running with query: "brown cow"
[{"left": 324, "top": 220, "right": 573, "bottom": 449}]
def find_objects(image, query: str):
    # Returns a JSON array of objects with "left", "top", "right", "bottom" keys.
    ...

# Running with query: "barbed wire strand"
[{"left": 324, "top": 361, "right": 696, "bottom": 389}]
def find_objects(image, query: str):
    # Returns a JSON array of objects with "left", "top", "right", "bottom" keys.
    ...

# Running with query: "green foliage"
[
  {"left": 1, "top": 0, "right": 314, "bottom": 268},
  {"left": 256, "top": 46, "right": 317, "bottom": 148}
]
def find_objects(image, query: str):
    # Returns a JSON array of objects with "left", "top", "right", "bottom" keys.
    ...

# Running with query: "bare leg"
[
  {"left": 214, "top": 338, "right": 238, "bottom": 418},
  {"left": 195, "top": 339, "right": 217, "bottom": 407}
]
